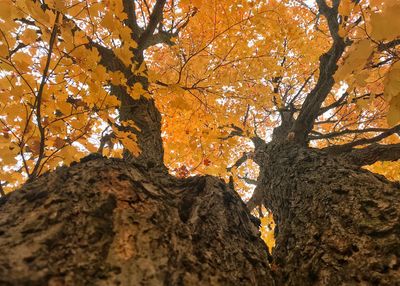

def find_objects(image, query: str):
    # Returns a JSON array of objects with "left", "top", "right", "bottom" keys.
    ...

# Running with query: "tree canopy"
[{"left": 0, "top": 0, "right": 399, "bottom": 201}]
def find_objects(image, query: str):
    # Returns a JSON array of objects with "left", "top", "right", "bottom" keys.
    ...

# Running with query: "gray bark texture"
[
  {"left": 255, "top": 142, "right": 400, "bottom": 285},
  {"left": 0, "top": 156, "right": 273, "bottom": 286}
]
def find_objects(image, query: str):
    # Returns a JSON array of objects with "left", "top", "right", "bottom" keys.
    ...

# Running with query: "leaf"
[
  {"left": 49, "top": 0, "right": 67, "bottom": 12},
  {"left": 0, "top": 1, "right": 16, "bottom": 21},
  {"left": 384, "top": 61, "right": 400, "bottom": 126},
  {"left": 29, "top": 139, "right": 41, "bottom": 156},
  {"left": 129, "top": 82, "right": 146, "bottom": 99},
  {"left": 387, "top": 100, "right": 400, "bottom": 127},
  {"left": 101, "top": 13, "right": 115, "bottom": 30},
  {"left": 170, "top": 96, "right": 191, "bottom": 110},
  {"left": 114, "top": 129, "right": 140, "bottom": 156},
  {"left": 334, "top": 40, "right": 374, "bottom": 82},
  {"left": 370, "top": 1, "right": 400, "bottom": 41},
  {"left": 115, "top": 45, "right": 134, "bottom": 67},
  {"left": 384, "top": 61, "right": 400, "bottom": 102},
  {"left": 338, "top": 0, "right": 352, "bottom": 17},
  {"left": 58, "top": 145, "right": 82, "bottom": 166},
  {"left": 20, "top": 29, "right": 37, "bottom": 44},
  {"left": 52, "top": 137, "right": 65, "bottom": 149}
]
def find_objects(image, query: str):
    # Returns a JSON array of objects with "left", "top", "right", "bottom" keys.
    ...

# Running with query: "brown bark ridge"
[
  {"left": 0, "top": 156, "right": 273, "bottom": 286},
  {"left": 256, "top": 142, "right": 400, "bottom": 285}
]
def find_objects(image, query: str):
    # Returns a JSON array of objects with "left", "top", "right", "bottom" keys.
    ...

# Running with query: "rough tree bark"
[
  {"left": 255, "top": 142, "right": 400, "bottom": 285},
  {"left": 0, "top": 157, "right": 273, "bottom": 285}
]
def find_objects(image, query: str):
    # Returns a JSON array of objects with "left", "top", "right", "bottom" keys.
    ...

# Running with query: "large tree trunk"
[
  {"left": 0, "top": 156, "right": 273, "bottom": 286},
  {"left": 257, "top": 142, "right": 400, "bottom": 285},
  {"left": 1, "top": 146, "right": 399, "bottom": 285}
]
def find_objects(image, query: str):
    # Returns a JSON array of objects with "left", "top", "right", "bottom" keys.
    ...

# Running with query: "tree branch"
[
  {"left": 309, "top": 127, "right": 390, "bottom": 141},
  {"left": 122, "top": 0, "right": 142, "bottom": 41},
  {"left": 344, "top": 143, "right": 400, "bottom": 166},
  {"left": 378, "top": 39, "right": 400, "bottom": 52},
  {"left": 318, "top": 91, "right": 349, "bottom": 115},
  {"left": 324, "top": 124, "right": 400, "bottom": 154},
  {"left": 238, "top": 176, "right": 258, "bottom": 185},
  {"left": 291, "top": 0, "right": 347, "bottom": 144},
  {"left": 138, "top": 0, "right": 166, "bottom": 51},
  {"left": 141, "top": 8, "right": 198, "bottom": 50},
  {"left": 289, "top": 70, "right": 316, "bottom": 104},
  {"left": 30, "top": 12, "right": 60, "bottom": 180},
  {"left": 227, "top": 152, "right": 253, "bottom": 172}
]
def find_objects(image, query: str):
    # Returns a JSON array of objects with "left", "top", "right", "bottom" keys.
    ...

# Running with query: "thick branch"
[
  {"left": 324, "top": 124, "right": 400, "bottom": 154},
  {"left": 141, "top": 30, "right": 177, "bottom": 49},
  {"left": 309, "top": 127, "right": 390, "bottom": 141},
  {"left": 345, "top": 143, "right": 400, "bottom": 166},
  {"left": 291, "top": 0, "right": 346, "bottom": 144},
  {"left": 227, "top": 152, "right": 253, "bottom": 172},
  {"left": 122, "top": 0, "right": 142, "bottom": 41},
  {"left": 138, "top": 0, "right": 166, "bottom": 51},
  {"left": 220, "top": 124, "right": 265, "bottom": 151},
  {"left": 141, "top": 8, "right": 197, "bottom": 50},
  {"left": 318, "top": 91, "right": 348, "bottom": 115},
  {"left": 378, "top": 39, "right": 400, "bottom": 51}
]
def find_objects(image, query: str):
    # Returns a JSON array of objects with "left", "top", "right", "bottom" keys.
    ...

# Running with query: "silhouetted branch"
[
  {"left": 291, "top": 0, "right": 347, "bottom": 144},
  {"left": 122, "top": 0, "right": 142, "bottom": 40},
  {"left": 138, "top": 0, "right": 166, "bottom": 50},
  {"left": 238, "top": 176, "right": 258, "bottom": 185},
  {"left": 344, "top": 143, "right": 400, "bottom": 166},
  {"left": 227, "top": 152, "right": 254, "bottom": 172},
  {"left": 309, "top": 127, "right": 390, "bottom": 141},
  {"left": 324, "top": 124, "right": 400, "bottom": 154}
]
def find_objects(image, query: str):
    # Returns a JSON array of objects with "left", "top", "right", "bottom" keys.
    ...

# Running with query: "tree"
[{"left": 0, "top": 0, "right": 399, "bottom": 285}]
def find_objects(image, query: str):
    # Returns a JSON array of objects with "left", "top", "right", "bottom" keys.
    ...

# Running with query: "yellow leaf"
[
  {"left": 384, "top": 61, "right": 400, "bottom": 102},
  {"left": 387, "top": 99, "right": 400, "bottom": 127},
  {"left": 58, "top": 145, "right": 82, "bottom": 165},
  {"left": 338, "top": 24, "right": 347, "bottom": 38},
  {"left": 129, "top": 82, "right": 146, "bottom": 99},
  {"left": 0, "top": 1, "right": 17, "bottom": 21},
  {"left": 170, "top": 96, "right": 191, "bottom": 110},
  {"left": 29, "top": 139, "right": 41, "bottom": 156},
  {"left": 115, "top": 46, "right": 133, "bottom": 67},
  {"left": 52, "top": 137, "right": 65, "bottom": 149},
  {"left": 370, "top": 2, "right": 400, "bottom": 41},
  {"left": 335, "top": 40, "right": 374, "bottom": 82},
  {"left": 338, "top": 0, "right": 352, "bottom": 17},
  {"left": 114, "top": 129, "right": 140, "bottom": 156},
  {"left": 49, "top": 0, "right": 67, "bottom": 12},
  {"left": 20, "top": 29, "right": 37, "bottom": 44},
  {"left": 101, "top": 13, "right": 114, "bottom": 30}
]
